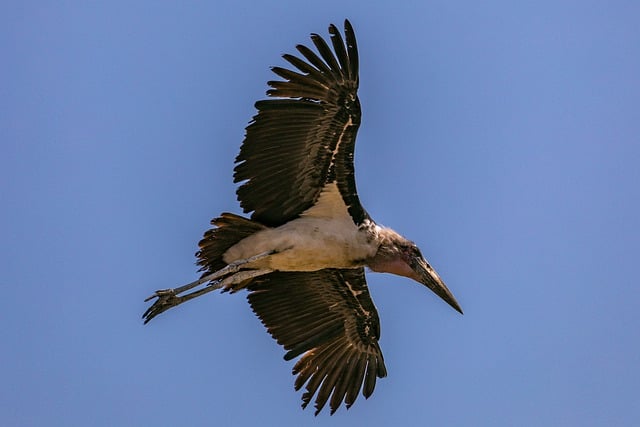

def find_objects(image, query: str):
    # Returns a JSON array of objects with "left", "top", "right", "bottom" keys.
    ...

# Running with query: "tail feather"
[{"left": 196, "top": 212, "right": 266, "bottom": 279}]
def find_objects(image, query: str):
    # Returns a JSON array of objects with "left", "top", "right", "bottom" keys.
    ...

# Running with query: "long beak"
[{"left": 412, "top": 257, "right": 463, "bottom": 314}]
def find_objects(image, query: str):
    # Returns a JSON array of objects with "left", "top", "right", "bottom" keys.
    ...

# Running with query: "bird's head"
[{"left": 369, "top": 228, "right": 463, "bottom": 314}]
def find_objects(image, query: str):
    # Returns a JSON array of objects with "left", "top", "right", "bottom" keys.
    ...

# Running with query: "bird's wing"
[
  {"left": 234, "top": 20, "right": 369, "bottom": 227},
  {"left": 247, "top": 268, "right": 387, "bottom": 415}
]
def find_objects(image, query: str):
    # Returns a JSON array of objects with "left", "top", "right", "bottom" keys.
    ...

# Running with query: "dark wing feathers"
[
  {"left": 328, "top": 25, "right": 349, "bottom": 78},
  {"left": 310, "top": 34, "right": 341, "bottom": 78},
  {"left": 247, "top": 268, "right": 387, "bottom": 415},
  {"left": 234, "top": 20, "right": 365, "bottom": 227},
  {"left": 344, "top": 21, "right": 359, "bottom": 81}
]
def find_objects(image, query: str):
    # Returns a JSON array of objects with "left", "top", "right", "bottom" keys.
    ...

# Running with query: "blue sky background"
[{"left": 2, "top": 1, "right": 639, "bottom": 426}]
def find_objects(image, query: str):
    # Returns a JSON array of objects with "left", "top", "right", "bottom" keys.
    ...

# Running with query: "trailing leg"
[{"left": 143, "top": 250, "right": 276, "bottom": 323}]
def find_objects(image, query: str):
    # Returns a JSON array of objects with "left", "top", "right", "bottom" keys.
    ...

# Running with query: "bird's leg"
[
  {"left": 145, "top": 249, "right": 276, "bottom": 302},
  {"left": 219, "top": 268, "right": 273, "bottom": 288},
  {"left": 142, "top": 250, "right": 276, "bottom": 323},
  {"left": 142, "top": 282, "right": 222, "bottom": 324}
]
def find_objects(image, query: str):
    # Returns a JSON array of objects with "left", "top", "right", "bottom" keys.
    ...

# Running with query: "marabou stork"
[{"left": 143, "top": 20, "right": 462, "bottom": 415}]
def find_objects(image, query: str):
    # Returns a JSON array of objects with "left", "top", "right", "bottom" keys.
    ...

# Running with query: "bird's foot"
[
  {"left": 142, "top": 250, "right": 279, "bottom": 324},
  {"left": 142, "top": 289, "right": 182, "bottom": 324}
]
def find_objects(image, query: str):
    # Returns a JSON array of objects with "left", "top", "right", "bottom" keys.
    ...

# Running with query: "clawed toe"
[{"left": 144, "top": 288, "right": 175, "bottom": 302}]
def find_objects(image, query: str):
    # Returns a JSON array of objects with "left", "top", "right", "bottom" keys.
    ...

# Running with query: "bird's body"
[
  {"left": 224, "top": 184, "right": 377, "bottom": 272},
  {"left": 143, "top": 20, "right": 462, "bottom": 415}
]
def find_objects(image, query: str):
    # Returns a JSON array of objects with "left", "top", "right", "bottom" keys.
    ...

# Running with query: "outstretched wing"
[
  {"left": 247, "top": 268, "right": 387, "bottom": 415},
  {"left": 234, "top": 20, "right": 368, "bottom": 227}
]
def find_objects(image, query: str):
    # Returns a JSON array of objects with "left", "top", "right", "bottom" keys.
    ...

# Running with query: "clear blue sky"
[{"left": 2, "top": 1, "right": 639, "bottom": 426}]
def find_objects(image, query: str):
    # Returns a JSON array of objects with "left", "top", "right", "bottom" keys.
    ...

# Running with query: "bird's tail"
[{"left": 196, "top": 212, "right": 267, "bottom": 285}]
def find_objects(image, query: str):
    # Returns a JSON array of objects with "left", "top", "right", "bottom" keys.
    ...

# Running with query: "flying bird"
[{"left": 143, "top": 19, "right": 462, "bottom": 415}]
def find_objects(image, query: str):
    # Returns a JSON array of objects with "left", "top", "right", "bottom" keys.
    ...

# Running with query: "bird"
[{"left": 143, "top": 19, "right": 462, "bottom": 415}]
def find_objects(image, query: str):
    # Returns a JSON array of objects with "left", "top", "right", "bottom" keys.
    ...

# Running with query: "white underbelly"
[{"left": 223, "top": 217, "right": 377, "bottom": 271}]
